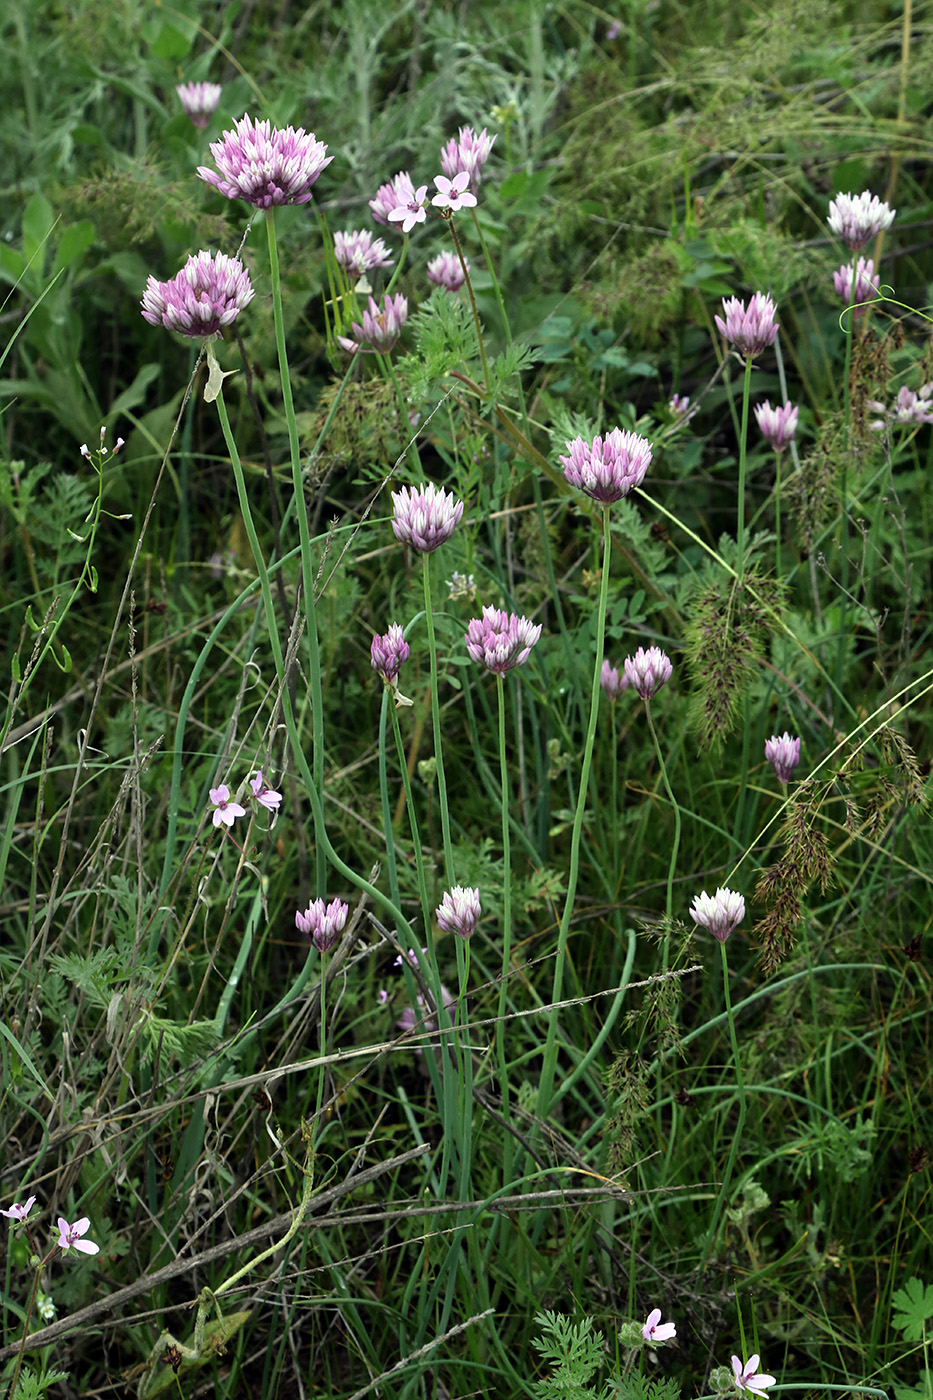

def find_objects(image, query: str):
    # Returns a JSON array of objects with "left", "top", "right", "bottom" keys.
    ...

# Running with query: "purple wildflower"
[
  {"left": 371, "top": 170, "right": 416, "bottom": 226},
  {"left": 465, "top": 605, "right": 542, "bottom": 674},
  {"left": 197, "top": 113, "right": 332, "bottom": 208},
  {"left": 439, "top": 125, "right": 496, "bottom": 186},
  {"left": 334, "top": 229, "right": 394, "bottom": 277},
  {"left": 833, "top": 256, "right": 880, "bottom": 305},
  {"left": 764, "top": 732, "right": 801, "bottom": 783},
  {"left": 337, "top": 292, "right": 408, "bottom": 354},
  {"left": 431, "top": 172, "right": 477, "bottom": 212},
  {"left": 715, "top": 293, "right": 779, "bottom": 357},
  {"left": 249, "top": 771, "right": 282, "bottom": 812},
  {"left": 1, "top": 1195, "right": 36, "bottom": 1222},
  {"left": 754, "top": 400, "right": 799, "bottom": 451},
  {"left": 827, "top": 190, "right": 895, "bottom": 251},
  {"left": 867, "top": 382, "right": 933, "bottom": 430},
  {"left": 387, "top": 184, "right": 429, "bottom": 234},
  {"left": 209, "top": 784, "right": 246, "bottom": 829},
  {"left": 642, "top": 1309, "right": 676, "bottom": 1343},
  {"left": 560, "top": 428, "right": 653, "bottom": 504},
  {"left": 371, "top": 623, "right": 411, "bottom": 682},
  {"left": 141, "top": 250, "right": 254, "bottom": 339},
  {"left": 176, "top": 82, "right": 222, "bottom": 129},
  {"left": 427, "top": 250, "right": 468, "bottom": 292},
  {"left": 295, "top": 896, "right": 349, "bottom": 953},
  {"left": 689, "top": 887, "right": 746, "bottom": 943},
  {"left": 435, "top": 886, "right": 481, "bottom": 939},
  {"left": 669, "top": 393, "right": 691, "bottom": 416},
  {"left": 391, "top": 482, "right": 463, "bottom": 553},
  {"left": 600, "top": 659, "right": 628, "bottom": 702},
  {"left": 623, "top": 645, "right": 673, "bottom": 701},
  {"left": 397, "top": 980, "right": 457, "bottom": 1048},
  {"left": 57, "top": 1217, "right": 100, "bottom": 1255},
  {"left": 731, "top": 1356, "right": 776, "bottom": 1397}
]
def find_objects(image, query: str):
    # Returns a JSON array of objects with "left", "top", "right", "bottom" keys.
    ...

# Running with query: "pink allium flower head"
[
  {"left": 295, "top": 896, "right": 349, "bottom": 953},
  {"left": 436, "top": 885, "right": 481, "bottom": 939},
  {"left": 764, "top": 732, "right": 801, "bottom": 783},
  {"left": 690, "top": 887, "right": 746, "bottom": 943},
  {"left": 431, "top": 171, "right": 477, "bottom": 212},
  {"left": 57, "top": 1216, "right": 100, "bottom": 1255},
  {"left": 600, "top": 659, "right": 629, "bottom": 702},
  {"left": 731, "top": 1355, "right": 776, "bottom": 1397},
  {"left": 439, "top": 125, "right": 496, "bottom": 186},
  {"left": 334, "top": 229, "right": 394, "bottom": 277},
  {"left": 249, "top": 770, "right": 282, "bottom": 811},
  {"left": 715, "top": 292, "right": 779, "bottom": 357},
  {"left": 642, "top": 1309, "right": 677, "bottom": 1343},
  {"left": 560, "top": 428, "right": 653, "bottom": 504},
  {"left": 141, "top": 250, "right": 254, "bottom": 339},
  {"left": 669, "top": 393, "right": 691, "bottom": 416},
  {"left": 197, "top": 113, "right": 332, "bottom": 208},
  {"left": 1, "top": 1195, "right": 36, "bottom": 1222},
  {"left": 371, "top": 170, "right": 416, "bottom": 226},
  {"left": 754, "top": 400, "right": 799, "bottom": 451},
  {"left": 624, "top": 645, "right": 672, "bottom": 700},
  {"left": 867, "top": 382, "right": 933, "bottom": 430},
  {"left": 427, "top": 249, "right": 469, "bottom": 292},
  {"left": 371, "top": 623, "right": 410, "bottom": 681},
  {"left": 397, "top": 980, "right": 457, "bottom": 1048},
  {"left": 465, "top": 605, "right": 542, "bottom": 674},
  {"left": 387, "top": 184, "right": 429, "bottom": 234},
  {"left": 827, "top": 190, "right": 895, "bottom": 251},
  {"left": 337, "top": 292, "right": 408, "bottom": 354},
  {"left": 833, "top": 256, "right": 880, "bottom": 305},
  {"left": 176, "top": 81, "right": 222, "bottom": 129},
  {"left": 391, "top": 482, "right": 464, "bottom": 553},
  {"left": 209, "top": 784, "right": 246, "bottom": 828}
]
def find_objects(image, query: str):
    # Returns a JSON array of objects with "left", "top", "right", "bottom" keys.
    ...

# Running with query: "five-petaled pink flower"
[
  {"left": 57, "top": 1216, "right": 100, "bottom": 1255},
  {"left": 296, "top": 896, "right": 349, "bottom": 953},
  {"left": 715, "top": 293, "right": 779, "bottom": 357},
  {"left": 176, "top": 81, "right": 222, "bottom": 129},
  {"left": 250, "top": 771, "right": 282, "bottom": 812},
  {"left": 435, "top": 886, "right": 481, "bottom": 939},
  {"left": 731, "top": 1355, "right": 776, "bottom": 1397},
  {"left": 141, "top": 250, "right": 254, "bottom": 339},
  {"left": 624, "top": 646, "right": 672, "bottom": 701},
  {"left": 371, "top": 170, "right": 416, "bottom": 226},
  {"left": 764, "top": 732, "right": 801, "bottom": 784},
  {"left": 391, "top": 482, "right": 464, "bottom": 553},
  {"left": 465, "top": 606, "right": 542, "bottom": 674},
  {"left": 754, "top": 401, "right": 798, "bottom": 452},
  {"left": 197, "top": 113, "right": 332, "bottom": 208},
  {"left": 867, "top": 383, "right": 933, "bottom": 430},
  {"left": 1, "top": 1195, "right": 36, "bottom": 1223},
  {"left": 560, "top": 428, "right": 653, "bottom": 504},
  {"left": 642, "top": 1308, "right": 676, "bottom": 1343},
  {"left": 689, "top": 887, "right": 745, "bottom": 943},
  {"left": 388, "top": 184, "right": 429, "bottom": 234},
  {"left": 432, "top": 172, "right": 477, "bottom": 213},
  {"left": 210, "top": 784, "right": 246, "bottom": 829}
]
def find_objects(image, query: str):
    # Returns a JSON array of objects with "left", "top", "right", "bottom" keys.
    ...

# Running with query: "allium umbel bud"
[
  {"left": 689, "top": 887, "right": 745, "bottom": 943},
  {"left": 296, "top": 897, "right": 349, "bottom": 953},
  {"left": 560, "top": 428, "right": 653, "bottom": 504},
  {"left": 624, "top": 646, "right": 673, "bottom": 701},
  {"left": 435, "top": 886, "right": 481, "bottom": 939},
  {"left": 715, "top": 292, "right": 779, "bottom": 357},
  {"left": 764, "top": 732, "right": 801, "bottom": 783}
]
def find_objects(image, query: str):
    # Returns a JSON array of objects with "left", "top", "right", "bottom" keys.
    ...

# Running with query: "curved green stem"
[
  {"left": 495, "top": 674, "right": 514, "bottom": 1184},
  {"left": 447, "top": 214, "right": 489, "bottom": 394},
  {"left": 701, "top": 937, "right": 747, "bottom": 1266}
]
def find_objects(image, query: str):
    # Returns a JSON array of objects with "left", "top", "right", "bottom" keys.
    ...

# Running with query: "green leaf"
[
  {"left": 892, "top": 1277, "right": 933, "bottom": 1341},
  {"left": 52, "top": 221, "right": 96, "bottom": 277},
  {"left": 22, "top": 193, "right": 57, "bottom": 281},
  {"left": 11, "top": 652, "right": 21, "bottom": 682}
]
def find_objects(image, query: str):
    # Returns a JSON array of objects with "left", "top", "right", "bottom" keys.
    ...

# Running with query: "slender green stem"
[
  {"left": 835, "top": 270, "right": 859, "bottom": 703},
  {"left": 536, "top": 506, "right": 613, "bottom": 1123},
  {"left": 447, "top": 214, "right": 489, "bottom": 393},
  {"left": 701, "top": 937, "right": 747, "bottom": 1265},
  {"left": 495, "top": 674, "right": 514, "bottom": 1184},
  {"left": 645, "top": 705, "right": 682, "bottom": 930},
  {"left": 422, "top": 556, "right": 455, "bottom": 879},
  {"left": 735, "top": 352, "right": 754, "bottom": 586}
]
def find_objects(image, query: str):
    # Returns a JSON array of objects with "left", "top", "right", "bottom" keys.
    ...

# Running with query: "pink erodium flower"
[
  {"left": 370, "top": 170, "right": 416, "bottom": 226},
  {"left": 431, "top": 171, "right": 477, "bottom": 213},
  {"left": 754, "top": 400, "right": 799, "bottom": 451},
  {"left": 623, "top": 645, "right": 672, "bottom": 700},
  {"left": 391, "top": 482, "right": 463, "bottom": 553},
  {"left": 867, "top": 382, "right": 933, "bottom": 430},
  {"left": 833, "top": 256, "right": 880, "bottom": 306},
  {"left": 560, "top": 428, "right": 653, "bottom": 504},
  {"left": 669, "top": 393, "right": 691, "bottom": 416},
  {"left": 689, "top": 887, "right": 746, "bottom": 943},
  {"left": 371, "top": 623, "right": 411, "bottom": 682},
  {"left": 1, "top": 1195, "right": 36, "bottom": 1223},
  {"left": 764, "top": 732, "right": 801, "bottom": 783},
  {"left": 337, "top": 292, "right": 408, "bottom": 354},
  {"left": 642, "top": 1309, "right": 677, "bottom": 1343},
  {"left": 295, "top": 897, "right": 349, "bottom": 953},
  {"left": 249, "top": 771, "right": 282, "bottom": 811},
  {"left": 600, "top": 659, "right": 629, "bottom": 702},
  {"left": 334, "top": 229, "right": 394, "bottom": 277},
  {"left": 209, "top": 784, "right": 246, "bottom": 828},
  {"left": 427, "top": 249, "right": 468, "bottom": 292},
  {"left": 731, "top": 1355, "right": 776, "bottom": 1397},
  {"left": 141, "top": 250, "right": 254, "bottom": 339},
  {"left": 176, "top": 81, "right": 222, "bottom": 129},
  {"left": 197, "top": 113, "right": 332, "bottom": 208},
  {"left": 57, "top": 1216, "right": 100, "bottom": 1255},
  {"left": 714, "top": 292, "right": 779, "bottom": 357},
  {"left": 439, "top": 125, "right": 496, "bottom": 186},
  {"left": 827, "top": 190, "right": 895, "bottom": 251},
  {"left": 435, "top": 886, "right": 481, "bottom": 939},
  {"left": 465, "top": 606, "right": 542, "bottom": 674},
  {"left": 387, "top": 184, "right": 429, "bottom": 234}
]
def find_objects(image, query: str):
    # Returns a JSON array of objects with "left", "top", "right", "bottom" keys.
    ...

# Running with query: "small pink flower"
[
  {"left": 642, "top": 1308, "right": 676, "bottom": 1343},
  {"left": 432, "top": 171, "right": 477, "bottom": 212},
  {"left": 731, "top": 1355, "right": 776, "bottom": 1397},
  {"left": 466, "top": 606, "right": 542, "bottom": 674},
  {"left": 197, "top": 113, "right": 331, "bottom": 208},
  {"left": 690, "top": 888, "right": 745, "bottom": 943},
  {"left": 669, "top": 393, "right": 691, "bottom": 416},
  {"left": 764, "top": 732, "right": 801, "bottom": 783},
  {"left": 600, "top": 659, "right": 628, "bottom": 702},
  {"left": 1, "top": 1195, "right": 36, "bottom": 1223},
  {"left": 334, "top": 229, "right": 394, "bottom": 277},
  {"left": 715, "top": 292, "right": 779, "bottom": 357},
  {"left": 754, "top": 400, "right": 798, "bottom": 451},
  {"left": 436, "top": 886, "right": 481, "bottom": 939},
  {"left": 176, "top": 81, "right": 222, "bottom": 129},
  {"left": 833, "top": 256, "right": 879, "bottom": 305},
  {"left": 57, "top": 1216, "right": 100, "bottom": 1255},
  {"left": 623, "top": 646, "right": 672, "bottom": 701},
  {"left": 371, "top": 623, "right": 410, "bottom": 682},
  {"left": 371, "top": 170, "right": 416, "bottom": 226},
  {"left": 296, "top": 896, "right": 349, "bottom": 953},
  {"left": 827, "top": 190, "right": 895, "bottom": 251},
  {"left": 387, "top": 185, "right": 429, "bottom": 233},
  {"left": 249, "top": 771, "right": 282, "bottom": 812},
  {"left": 391, "top": 482, "right": 463, "bottom": 553},
  {"left": 210, "top": 784, "right": 246, "bottom": 829},
  {"left": 560, "top": 428, "right": 653, "bottom": 504},
  {"left": 439, "top": 126, "right": 496, "bottom": 186},
  {"left": 427, "top": 250, "right": 468, "bottom": 292},
  {"left": 337, "top": 292, "right": 408, "bottom": 354},
  {"left": 867, "top": 383, "right": 933, "bottom": 429}
]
